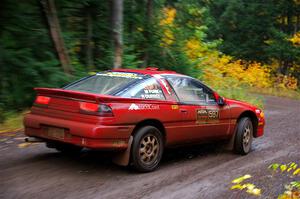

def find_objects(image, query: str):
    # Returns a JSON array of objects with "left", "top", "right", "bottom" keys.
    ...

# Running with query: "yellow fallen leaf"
[
  {"left": 245, "top": 183, "right": 255, "bottom": 190},
  {"left": 232, "top": 174, "right": 252, "bottom": 184},
  {"left": 251, "top": 188, "right": 262, "bottom": 196},
  {"left": 293, "top": 169, "right": 300, "bottom": 176},
  {"left": 18, "top": 143, "right": 32, "bottom": 148},
  {"left": 269, "top": 163, "right": 280, "bottom": 171},
  {"left": 280, "top": 164, "right": 287, "bottom": 172},
  {"left": 230, "top": 184, "right": 245, "bottom": 190},
  {"left": 293, "top": 164, "right": 298, "bottom": 170}
]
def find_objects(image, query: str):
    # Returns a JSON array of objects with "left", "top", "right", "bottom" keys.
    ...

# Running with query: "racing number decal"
[
  {"left": 208, "top": 109, "right": 219, "bottom": 119},
  {"left": 196, "top": 109, "right": 219, "bottom": 123}
]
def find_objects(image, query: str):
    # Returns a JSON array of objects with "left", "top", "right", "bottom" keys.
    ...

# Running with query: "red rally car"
[{"left": 24, "top": 68, "right": 265, "bottom": 172}]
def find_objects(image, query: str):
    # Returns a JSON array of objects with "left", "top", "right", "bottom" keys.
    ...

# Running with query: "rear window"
[{"left": 64, "top": 71, "right": 146, "bottom": 95}]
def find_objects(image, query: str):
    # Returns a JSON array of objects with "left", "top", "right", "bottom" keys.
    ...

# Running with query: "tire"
[
  {"left": 234, "top": 117, "right": 253, "bottom": 155},
  {"left": 131, "top": 126, "right": 164, "bottom": 172},
  {"left": 46, "top": 142, "right": 82, "bottom": 154}
]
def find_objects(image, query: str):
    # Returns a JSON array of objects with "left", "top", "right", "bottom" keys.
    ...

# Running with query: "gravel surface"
[{"left": 0, "top": 95, "right": 299, "bottom": 199}]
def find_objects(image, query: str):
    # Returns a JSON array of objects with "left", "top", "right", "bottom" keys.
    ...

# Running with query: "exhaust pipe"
[{"left": 25, "top": 137, "right": 44, "bottom": 143}]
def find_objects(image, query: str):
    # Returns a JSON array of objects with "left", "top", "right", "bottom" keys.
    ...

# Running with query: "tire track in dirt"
[{"left": 0, "top": 95, "right": 299, "bottom": 199}]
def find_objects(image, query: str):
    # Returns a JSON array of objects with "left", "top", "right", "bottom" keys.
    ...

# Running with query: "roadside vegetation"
[
  {"left": 230, "top": 162, "right": 300, "bottom": 198},
  {"left": 1, "top": 0, "right": 300, "bottom": 129},
  {"left": 0, "top": 111, "right": 28, "bottom": 134}
]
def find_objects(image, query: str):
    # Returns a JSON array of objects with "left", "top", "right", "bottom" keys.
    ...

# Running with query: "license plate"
[{"left": 47, "top": 127, "right": 65, "bottom": 140}]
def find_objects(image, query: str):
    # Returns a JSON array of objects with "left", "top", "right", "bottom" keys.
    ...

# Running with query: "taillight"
[
  {"left": 80, "top": 102, "right": 99, "bottom": 112},
  {"left": 79, "top": 102, "right": 113, "bottom": 116},
  {"left": 34, "top": 96, "right": 51, "bottom": 106}
]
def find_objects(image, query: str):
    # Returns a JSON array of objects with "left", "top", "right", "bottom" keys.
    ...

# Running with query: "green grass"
[
  {"left": 0, "top": 111, "right": 28, "bottom": 133},
  {"left": 215, "top": 87, "right": 265, "bottom": 109},
  {"left": 249, "top": 87, "right": 300, "bottom": 100}
]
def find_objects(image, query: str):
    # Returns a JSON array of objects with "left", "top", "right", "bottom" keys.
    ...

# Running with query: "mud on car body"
[{"left": 24, "top": 68, "right": 265, "bottom": 172}]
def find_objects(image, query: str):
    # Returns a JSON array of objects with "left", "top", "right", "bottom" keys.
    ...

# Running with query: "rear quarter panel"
[{"left": 107, "top": 100, "right": 193, "bottom": 145}]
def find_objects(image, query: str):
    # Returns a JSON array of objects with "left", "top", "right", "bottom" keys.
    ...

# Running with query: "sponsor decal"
[
  {"left": 144, "top": 89, "right": 161, "bottom": 94},
  {"left": 128, "top": 103, "right": 160, "bottom": 110},
  {"left": 196, "top": 109, "right": 219, "bottom": 123},
  {"left": 141, "top": 94, "right": 162, "bottom": 99},
  {"left": 129, "top": 103, "right": 139, "bottom": 110},
  {"left": 160, "top": 79, "right": 171, "bottom": 95},
  {"left": 171, "top": 105, "right": 179, "bottom": 110},
  {"left": 141, "top": 89, "right": 164, "bottom": 99},
  {"left": 97, "top": 72, "right": 142, "bottom": 79}
]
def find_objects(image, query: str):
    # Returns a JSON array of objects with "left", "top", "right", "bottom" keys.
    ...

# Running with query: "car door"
[{"left": 164, "top": 75, "right": 231, "bottom": 142}]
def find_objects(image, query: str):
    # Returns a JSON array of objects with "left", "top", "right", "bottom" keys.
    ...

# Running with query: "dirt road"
[{"left": 0, "top": 96, "right": 299, "bottom": 199}]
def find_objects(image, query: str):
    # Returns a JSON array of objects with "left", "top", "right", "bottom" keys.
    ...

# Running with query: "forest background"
[{"left": 1, "top": 0, "right": 300, "bottom": 129}]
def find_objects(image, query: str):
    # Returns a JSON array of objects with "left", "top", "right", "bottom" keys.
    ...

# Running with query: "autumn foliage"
[{"left": 159, "top": 6, "right": 299, "bottom": 106}]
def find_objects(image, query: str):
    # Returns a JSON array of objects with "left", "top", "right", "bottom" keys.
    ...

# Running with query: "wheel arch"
[
  {"left": 237, "top": 110, "right": 259, "bottom": 137},
  {"left": 131, "top": 119, "right": 166, "bottom": 144}
]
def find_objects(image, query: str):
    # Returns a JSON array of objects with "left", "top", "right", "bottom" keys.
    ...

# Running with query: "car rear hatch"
[{"left": 31, "top": 88, "right": 115, "bottom": 123}]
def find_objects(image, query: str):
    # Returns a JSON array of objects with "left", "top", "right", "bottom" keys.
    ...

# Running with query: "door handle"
[{"left": 180, "top": 109, "right": 188, "bottom": 113}]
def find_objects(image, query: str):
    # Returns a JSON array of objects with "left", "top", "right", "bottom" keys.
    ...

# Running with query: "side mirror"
[
  {"left": 217, "top": 97, "right": 225, "bottom": 106},
  {"left": 213, "top": 92, "right": 226, "bottom": 106}
]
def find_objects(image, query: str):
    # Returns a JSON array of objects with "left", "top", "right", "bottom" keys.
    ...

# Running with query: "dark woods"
[{"left": 0, "top": 0, "right": 299, "bottom": 120}]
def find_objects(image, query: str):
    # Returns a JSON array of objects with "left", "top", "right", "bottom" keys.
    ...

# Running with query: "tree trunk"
[
  {"left": 86, "top": 11, "right": 94, "bottom": 70},
  {"left": 142, "top": 0, "right": 153, "bottom": 67},
  {"left": 296, "top": 14, "right": 300, "bottom": 33},
  {"left": 112, "top": 0, "right": 123, "bottom": 69},
  {"left": 41, "top": 0, "right": 73, "bottom": 75}
]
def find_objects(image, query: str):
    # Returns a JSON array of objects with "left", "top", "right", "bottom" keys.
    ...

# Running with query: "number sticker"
[{"left": 196, "top": 109, "right": 219, "bottom": 123}]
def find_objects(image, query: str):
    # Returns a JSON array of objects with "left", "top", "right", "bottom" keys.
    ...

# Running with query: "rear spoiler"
[
  {"left": 34, "top": 88, "right": 173, "bottom": 104},
  {"left": 35, "top": 88, "right": 101, "bottom": 102}
]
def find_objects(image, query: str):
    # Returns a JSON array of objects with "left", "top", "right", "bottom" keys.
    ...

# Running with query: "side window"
[
  {"left": 118, "top": 78, "right": 165, "bottom": 100},
  {"left": 166, "top": 77, "right": 216, "bottom": 105}
]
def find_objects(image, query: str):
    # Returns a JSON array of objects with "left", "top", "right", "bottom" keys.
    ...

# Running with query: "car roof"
[{"left": 111, "top": 67, "right": 180, "bottom": 75}]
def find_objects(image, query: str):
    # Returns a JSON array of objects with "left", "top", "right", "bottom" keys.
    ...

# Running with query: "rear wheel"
[
  {"left": 131, "top": 126, "right": 163, "bottom": 172},
  {"left": 234, "top": 117, "right": 253, "bottom": 155}
]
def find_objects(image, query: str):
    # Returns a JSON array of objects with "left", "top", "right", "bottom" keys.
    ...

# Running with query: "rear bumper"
[{"left": 24, "top": 113, "right": 134, "bottom": 150}]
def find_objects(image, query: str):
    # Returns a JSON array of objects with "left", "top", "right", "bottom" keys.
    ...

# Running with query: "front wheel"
[
  {"left": 234, "top": 117, "right": 253, "bottom": 155},
  {"left": 131, "top": 126, "right": 164, "bottom": 172}
]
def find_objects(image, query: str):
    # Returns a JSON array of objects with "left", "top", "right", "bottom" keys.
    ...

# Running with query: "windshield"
[{"left": 64, "top": 71, "right": 147, "bottom": 95}]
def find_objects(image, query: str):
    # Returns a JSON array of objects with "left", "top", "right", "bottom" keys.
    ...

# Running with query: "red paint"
[{"left": 24, "top": 69, "right": 265, "bottom": 150}]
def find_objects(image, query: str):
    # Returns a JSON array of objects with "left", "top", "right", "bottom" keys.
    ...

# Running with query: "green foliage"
[
  {"left": 215, "top": 86, "right": 264, "bottom": 109},
  {"left": 0, "top": 110, "right": 27, "bottom": 132},
  {"left": 0, "top": 0, "right": 73, "bottom": 119},
  {"left": 0, "top": 0, "right": 299, "bottom": 123},
  {"left": 206, "top": 1, "right": 297, "bottom": 63}
]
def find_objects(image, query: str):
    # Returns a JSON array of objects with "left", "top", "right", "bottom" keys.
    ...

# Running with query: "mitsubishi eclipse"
[{"left": 24, "top": 68, "right": 265, "bottom": 172}]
